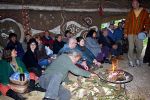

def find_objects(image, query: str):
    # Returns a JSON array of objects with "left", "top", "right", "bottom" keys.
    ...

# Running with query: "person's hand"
[
  {"left": 112, "top": 44, "right": 118, "bottom": 49},
  {"left": 100, "top": 44, "right": 103, "bottom": 48},
  {"left": 81, "top": 61, "right": 89, "bottom": 70},
  {"left": 95, "top": 62, "right": 101, "bottom": 66},
  {"left": 144, "top": 31, "right": 148, "bottom": 34},
  {"left": 124, "top": 34, "right": 128, "bottom": 38},
  {"left": 91, "top": 73, "right": 97, "bottom": 77},
  {"left": 93, "top": 59, "right": 97, "bottom": 64},
  {"left": 48, "top": 58, "right": 52, "bottom": 63},
  {"left": 83, "top": 65, "right": 89, "bottom": 71},
  {"left": 93, "top": 59, "right": 101, "bottom": 66}
]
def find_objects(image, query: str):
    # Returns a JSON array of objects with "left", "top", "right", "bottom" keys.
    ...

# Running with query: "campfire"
[
  {"left": 99, "top": 58, "right": 133, "bottom": 84},
  {"left": 107, "top": 58, "right": 126, "bottom": 82},
  {"left": 62, "top": 58, "right": 133, "bottom": 99}
]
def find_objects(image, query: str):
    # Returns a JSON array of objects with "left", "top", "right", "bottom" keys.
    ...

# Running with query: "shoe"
[
  {"left": 6, "top": 89, "right": 27, "bottom": 100},
  {"left": 43, "top": 97, "right": 55, "bottom": 100},
  {"left": 34, "top": 83, "right": 46, "bottom": 92},
  {"left": 101, "top": 60, "right": 104, "bottom": 64},
  {"left": 136, "top": 60, "right": 141, "bottom": 67},
  {"left": 28, "top": 80, "right": 46, "bottom": 92},
  {"left": 104, "top": 59, "right": 112, "bottom": 64},
  {"left": 129, "top": 61, "right": 134, "bottom": 67}
]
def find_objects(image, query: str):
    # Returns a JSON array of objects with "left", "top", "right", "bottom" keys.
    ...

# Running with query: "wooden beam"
[{"left": 0, "top": 4, "right": 130, "bottom": 12}]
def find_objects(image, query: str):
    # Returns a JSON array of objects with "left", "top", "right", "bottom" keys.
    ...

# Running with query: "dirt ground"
[{"left": 0, "top": 54, "right": 150, "bottom": 100}]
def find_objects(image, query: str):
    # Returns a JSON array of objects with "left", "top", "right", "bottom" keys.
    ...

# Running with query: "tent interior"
[{"left": 0, "top": 0, "right": 150, "bottom": 100}]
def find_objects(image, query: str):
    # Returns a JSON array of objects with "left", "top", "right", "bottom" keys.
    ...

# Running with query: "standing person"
[
  {"left": 124, "top": 0, "right": 149, "bottom": 67},
  {"left": 39, "top": 50, "right": 92, "bottom": 100}
]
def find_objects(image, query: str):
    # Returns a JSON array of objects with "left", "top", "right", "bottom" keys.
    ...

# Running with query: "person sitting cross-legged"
[
  {"left": 0, "top": 48, "right": 27, "bottom": 100},
  {"left": 23, "top": 38, "right": 46, "bottom": 92}
]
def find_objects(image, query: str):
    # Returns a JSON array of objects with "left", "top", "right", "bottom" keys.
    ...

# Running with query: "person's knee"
[{"left": 128, "top": 46, "right": 134, "bottom": 51}]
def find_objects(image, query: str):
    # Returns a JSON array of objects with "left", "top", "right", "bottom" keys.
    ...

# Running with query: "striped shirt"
[{"left": 124, "top": 8, "right": 150, "bottom": 35}]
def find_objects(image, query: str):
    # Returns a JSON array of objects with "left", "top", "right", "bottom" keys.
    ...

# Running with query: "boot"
[
  {"left": 28, "top": 80, "right": 35, "bottom": 92},
  {"left": 43, "top": 97, "right": 55, "bottom": 100},
  {"left": 6, "top": 89, "right": 26, "bottom": 100},
  {"left": 28, "top": 80, "right": 46, "bottom": 92},
  {"left": 34, "top": 83, "right": 46, "bottom": 92}
]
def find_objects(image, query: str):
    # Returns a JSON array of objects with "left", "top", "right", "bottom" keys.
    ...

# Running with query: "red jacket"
[{"left": 124, "top": 8, "right": 149, "bottom": 35}]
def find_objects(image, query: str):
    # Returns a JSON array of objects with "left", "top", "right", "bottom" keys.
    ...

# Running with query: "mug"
[{"left": 20, "top": 73, "right": 25, "bottom": 81}]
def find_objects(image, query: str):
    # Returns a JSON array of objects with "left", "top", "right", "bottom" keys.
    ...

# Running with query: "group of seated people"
[{"left": 0, "top": 27, "right": 125, "bottom": 100}]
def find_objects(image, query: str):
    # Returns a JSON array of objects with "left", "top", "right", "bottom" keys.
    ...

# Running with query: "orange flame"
[{"left": 111, "top": 58, "right": 118, "bottom": 72}]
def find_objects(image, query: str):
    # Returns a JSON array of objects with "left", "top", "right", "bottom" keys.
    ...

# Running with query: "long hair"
[
  {"left": 2, "top": 48, "right": 14, "bottom": 62},
  {"left": 64, "top": 30, "right": 71, "bottom": 37},
  {"left": 86, "top": 29, "right": 96, "bottom": 38},
  {"left": 76, "top": 36, "right": 84, "bottom": 43},
  {"left": 27, "top": 38, "right": 38, "bottom": 51},
  {"left": 76, "top": 36, "right": 86, "bottom": 51}
]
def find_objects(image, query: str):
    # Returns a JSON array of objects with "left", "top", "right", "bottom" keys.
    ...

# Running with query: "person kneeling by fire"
[
  {"left": 39, "top": 50, "right": 96, "bottom": 100},
  {"left": 0, "top": 47, "right": 45, "bottom": 100}
]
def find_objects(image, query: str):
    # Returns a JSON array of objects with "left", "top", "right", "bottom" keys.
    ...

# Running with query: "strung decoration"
[
  {"left": 21, "top": 4, "right": 31, "bottom": 35},
  {"left": 98, "top": 0, "right": 104, "bottom": 16},
  {"left": 99, "top": 4, "right": 104, "bottom": 16}
]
